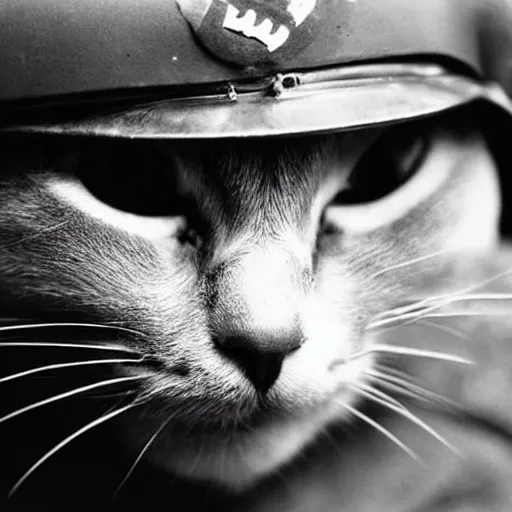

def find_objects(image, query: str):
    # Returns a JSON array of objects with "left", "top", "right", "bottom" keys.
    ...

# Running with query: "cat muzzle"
[{"left": 1, "top": 63, "right": 512, "bottom": 139}]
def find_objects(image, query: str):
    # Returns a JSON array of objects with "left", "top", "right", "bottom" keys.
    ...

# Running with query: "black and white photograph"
[{"left": 1, "top": 1, "right": 512, "bottom": 510}]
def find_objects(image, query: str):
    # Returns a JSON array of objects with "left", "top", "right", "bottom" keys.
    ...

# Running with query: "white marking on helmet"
[
  {"left": 287, "top": 0, "right": 316, "bottom": 27},
  {"left": 223, "top": 4, "right": 290, "bottom": 52}
]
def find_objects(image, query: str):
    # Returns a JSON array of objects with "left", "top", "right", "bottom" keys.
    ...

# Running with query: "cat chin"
[
  {"left": 117, "top": 346, "right": 370, "bottom": 489},
  {"left": 141, "top": 398, "right": 350, "bottom": 491}
]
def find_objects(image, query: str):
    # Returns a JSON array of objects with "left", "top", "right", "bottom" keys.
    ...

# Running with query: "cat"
[{"left": 1, "top": 104, "right": 512, "bottom": 510}]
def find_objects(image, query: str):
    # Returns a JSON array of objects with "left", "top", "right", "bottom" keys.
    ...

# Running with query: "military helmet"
[{"left": 1, "top": 0, "right": 512, "bottom": 138}]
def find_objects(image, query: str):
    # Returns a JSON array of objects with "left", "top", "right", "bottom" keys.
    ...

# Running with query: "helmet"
[{"left": 1, "top": 0, "right": 512, "bottom": 138}]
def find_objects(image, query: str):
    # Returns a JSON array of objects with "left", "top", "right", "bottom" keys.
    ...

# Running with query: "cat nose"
[
  {"left": 214, "top": 327, "right": 303, "bottom": 392},
  {"left": 207, "top": 244, "right": 310, "bottom": 391}
]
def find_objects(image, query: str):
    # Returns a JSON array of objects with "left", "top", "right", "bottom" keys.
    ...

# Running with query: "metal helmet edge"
[{"left": 1, "top": 0, "right": 512, "bottom": 138}]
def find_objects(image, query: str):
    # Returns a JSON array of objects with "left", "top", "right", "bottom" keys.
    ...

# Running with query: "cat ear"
[{"left": 478, "top": 0, "right": 512, "bottom": 97}]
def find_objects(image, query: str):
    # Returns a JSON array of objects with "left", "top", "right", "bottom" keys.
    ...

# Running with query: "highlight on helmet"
[{"left": 0, "top": 0, "right": 511, "bottom": 139}]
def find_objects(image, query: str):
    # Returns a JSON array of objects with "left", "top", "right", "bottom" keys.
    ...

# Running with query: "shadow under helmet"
[{"left": 1, "top": 0, "right": 512, "bottom": 138}]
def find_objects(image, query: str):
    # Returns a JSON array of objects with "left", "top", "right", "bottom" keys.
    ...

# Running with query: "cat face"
[{"left": 0, "top": 109, "right": 500, "bottom": 490}]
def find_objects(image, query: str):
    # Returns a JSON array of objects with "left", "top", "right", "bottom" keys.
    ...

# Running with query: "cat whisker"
[
  {"left": 373, "top": 297, "right": 443, "bottom": 319},
  {"left": 381, "top": 294, "right": 512, "bottom": 320},
  {"left": 414, "top": 319, "right": 471, "bottom": 341},
  {"left": 439, "top": 293, "right": 512, "bottom": 302},
  {"left": 368, "top": 294, "right": 475, "bottom": 328},
  {"left": 348, "top": 382, "right": 407, "bottom": 411},
  {"left": 366, "top": 376, "right": 434, "bottom": 406},
  {"left": 0, "top": 341, "right": 141, "bottom": 354},
  {"left": 114, "top": 411, "right": 176, "bottom": 498},
  {"left": 373, "top": 293, "right": 512, "bottom": 322},
  {"left": 369, "top": 306, "right": 512, "bottom": 330},
  {"left": 372, "top": 268, "right": 512, "bottom": 328},
  {"left": 133, "top": 379, "right": 180, "bottom": 407},
  {"left": 369, "top": 248, "right": 457, "bottom": 280},
  {"left": 374, "top": 262, "right": 512, "bottom": 323},
  {"left": 369, "top": 307, "right": 438, "bottom": 329},
  {"left": 346, "top": 345, "right": 474, "bottom": 365},
  {"left": 8, "top": 400, "right": 143, "bottom": 498},
  {"left": 335, "top": 400, "right": 424, "bottom": 465},
  {"left": 367, "top": 367, "right": 461, "bottom": 410},
  {"left": 0, "top": 376, "right": 143, "bottom": 425},
  {"left": 0, "top": 322, "right": 145, "bottom": 338},
  {"left": 350, "top": 383, "right": 459, "bottom": 455},
  {"left": 422, "top": 311, "right": 512, "bottom": 319},
  {"left": 368, "top": 297, "right": 477, "bottom": 329},
  {"left": 0, "top": 358, "right": 145, "bottom": 384},
  {"left": 371, "top": 365, "right": 435, "bottom": 393}
]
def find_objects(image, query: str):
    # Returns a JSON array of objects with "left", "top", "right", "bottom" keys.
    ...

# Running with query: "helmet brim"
[{"left": 4, "top": 64, "right": 512, "bottom": 139}]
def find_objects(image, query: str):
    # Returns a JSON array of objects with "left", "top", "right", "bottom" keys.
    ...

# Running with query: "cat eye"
[
  {"left": 331, "top": 122, "right": 429, "bottom": 205},
  {"left": 75, "top": 140, "right": 187, "bottom": 217}
]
